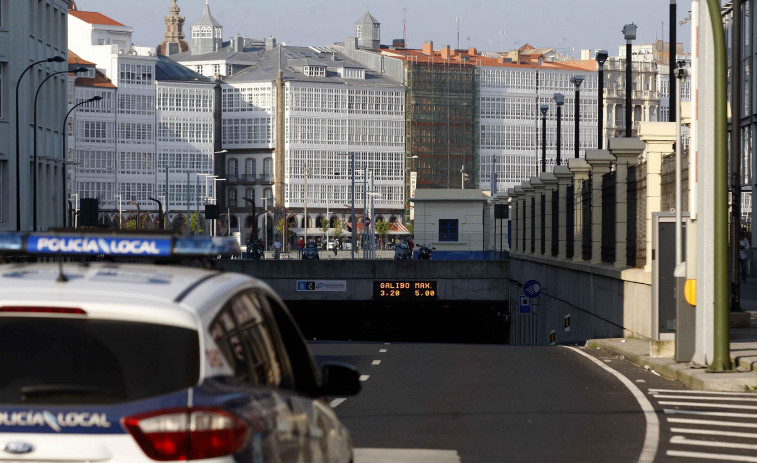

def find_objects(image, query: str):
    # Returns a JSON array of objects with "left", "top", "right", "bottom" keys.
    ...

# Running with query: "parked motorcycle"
[
  {"left": 251, "top": 244, "right": 265, "bottom": 260},
  {"left": 417, "top": 244, "right": 435, "bottom": 260},
  {"left": 302, "top": 241, "right": 320, "bottom": 260},
  {"left": 394, "top": 241, "right": 412, "bottom": 260}
]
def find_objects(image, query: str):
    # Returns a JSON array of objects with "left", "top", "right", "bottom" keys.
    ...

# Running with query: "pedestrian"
[
  {"left": 740, "top": 231, "right": 751, "bottom": 282},
  {"left": 408, "top": 237, "right": 414, "bottom": 253},
  {"left": 297, "top": 237, "right": 304, "bottom": 258},
  {"left": 273, "top": 239, "right": 282, "bottom": 259}
]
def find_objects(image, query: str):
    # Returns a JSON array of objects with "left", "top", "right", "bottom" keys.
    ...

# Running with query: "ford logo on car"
[{"left": 3, "top": 441, "right": 34, "bottom": 454}]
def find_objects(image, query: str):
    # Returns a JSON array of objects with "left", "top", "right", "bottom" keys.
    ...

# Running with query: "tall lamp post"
[
  {"left": 337, "top": 152, "right": 356, "bottom": 259},
  {"left": 540, "top": 104, "right": 549, "bottom": 172},
  {"left": 212, "top": 177, "right": 226, "bottom": 236},
  {"left": 623, "top": 23, "right": 637, "bottom": 137},
  {"left": 303, "top": 165, "right": 312, "bottom": 244},
  {"left": 553, "top": 93, "right": 565, "bottom": 166},
  {"left": 595, "top": 50, "right": 608, "bottom": 149},
  {"left": 33, "top": 67, "right": 88, "bottom": 230},
  {"left": 569, "top": 75, "right": 584, "bottom": 159},
  {"left": 15, "top": 55, "right": 66, "bottom": 231},
  {"left": 147, "top": 197, "right": 163, "bottom": 229},
  {"left": 62, "top": 95, "right": 101, "bottom": 227}
]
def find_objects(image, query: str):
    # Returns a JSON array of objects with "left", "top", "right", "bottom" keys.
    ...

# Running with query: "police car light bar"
[{"left": 0, "top": 233, "right": 240, "bottom": 258}]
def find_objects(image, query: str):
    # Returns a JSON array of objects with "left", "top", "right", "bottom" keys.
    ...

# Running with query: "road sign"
[
  {"left": 519, "top": 296, "right": 531, "bottom": 314},
  {"left": 364, "top": 217, "right": 371, "bottom": 225},
  {"left": 523, "top": 280, "right": 542, "bottom": 298}
]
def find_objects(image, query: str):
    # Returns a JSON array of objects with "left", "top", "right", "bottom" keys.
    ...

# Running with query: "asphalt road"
[{"left": 311, "top": 342, "right": 652, "bottom": 463}]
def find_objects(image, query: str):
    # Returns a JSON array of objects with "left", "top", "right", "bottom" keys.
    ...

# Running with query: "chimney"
[
  {"left": 468, "top": 47, "right": 477, "bottom": 56},
  {"left": 441, "top": 45, "right": 451, "bottom": 59},
  {"left": 422, "top": 40, "right": 434, "bottom": 55},
  {"left": 233, "top": 35, "right": 244, "bottom": 52},
  {"left": 265, "top": 37, "right": 277, "bottom": 50}
]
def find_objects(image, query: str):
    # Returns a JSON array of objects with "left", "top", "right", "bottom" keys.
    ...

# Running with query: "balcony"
[{"left": 226, "top": 174, "right": 274, "bottom": 185}]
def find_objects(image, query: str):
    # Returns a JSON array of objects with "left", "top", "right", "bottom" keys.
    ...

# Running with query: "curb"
[{"left": 589, "top": 338, "right": 757, "bottom": 392}]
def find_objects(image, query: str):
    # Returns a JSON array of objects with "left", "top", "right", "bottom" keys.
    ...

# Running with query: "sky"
[{"left": 73, "top": 0, "right": 693, "bottom": 58}]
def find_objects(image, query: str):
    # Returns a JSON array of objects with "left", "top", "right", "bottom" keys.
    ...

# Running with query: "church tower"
[
  {"left": 158, "top": 0, "right": 189, "bottom": 55},
  {"left": 191, "top": 0, "right": 223, "bottom": 55},
  {"left": 355, "top": 11, "right": 380, "bottom": 49}
]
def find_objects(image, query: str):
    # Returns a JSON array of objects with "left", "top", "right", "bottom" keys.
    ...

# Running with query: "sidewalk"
[{"left": 590, "top": 278, "right": 757, "bottom": 392}]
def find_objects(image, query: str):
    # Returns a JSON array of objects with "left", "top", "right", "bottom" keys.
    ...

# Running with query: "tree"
[
  {"left": 375, "top": 219, "right": 389, "bottom": 245},
  {"left": 189, "top": 211, "right": 204, "bottom": 235},
  {"left": 332, "top": 217, "right": 345, "bottom": 241},
  {"left": 407, "top": 220, "right": 414, "bottom": 237}
]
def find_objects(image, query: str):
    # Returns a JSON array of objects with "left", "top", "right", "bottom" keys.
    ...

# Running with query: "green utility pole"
[{"left": 706, "top": 0, "right": 732, "bottom": 371}]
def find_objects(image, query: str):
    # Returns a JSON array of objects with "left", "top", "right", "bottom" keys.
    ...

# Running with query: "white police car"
[{"left": 0, "top": 232, "right": 360, "bottom": 462}]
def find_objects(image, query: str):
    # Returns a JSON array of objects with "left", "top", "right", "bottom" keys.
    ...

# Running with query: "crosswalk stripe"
[
  {"left": 670, "top": 427, "right": 757, "bottom": 439},
  {"left": 354, "top": 448, "right": 461, "bottom": 463},
  {"left": 666, "top": 450, "right": 757, "bottom": 462},
  {"left": 329, "top": 398, "right": 347, "bottom": 408},
  {"left": 653, "top": 394, "right": 757, "bottom": 403},
  {"left": 650, "top": 389, "right": 757, "bottom": 396},
  {"left": 667, "top": 417, "right": 757, "bottom": 429},
  {"left": 659, "top": 401, "right": 757, "bottom": 411},
  {"left": 663, "top": 409, "right": 757, "bottom": 419},
  {"left": 670, "top": 435, "right": 757, "bottom": 451}
]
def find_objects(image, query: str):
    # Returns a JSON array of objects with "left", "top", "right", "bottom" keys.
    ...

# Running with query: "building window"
[
  {"left": 245, "top": 158, "right": 256, "bottom": 176},
  {"left": 228, "top": 188, "right": 237, "bottom": 207},
  {"left": 263, "top": 158, "right": 273, "bottom": 175},
  {"left": 228, "top": 158, "right": 238, "bottom": 175},
  {"left": 439, "top": 219, "right": 458, "bottom": 242}
]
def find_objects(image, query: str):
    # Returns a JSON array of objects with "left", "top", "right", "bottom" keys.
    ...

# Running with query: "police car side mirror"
[{"left": 321, "top": 362, "right": 361, "bottom": 397}]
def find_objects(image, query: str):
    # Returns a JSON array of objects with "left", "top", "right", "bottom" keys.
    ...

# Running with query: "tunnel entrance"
[{"left": 287, "top": 300, "right": 510, "bottom": 344}]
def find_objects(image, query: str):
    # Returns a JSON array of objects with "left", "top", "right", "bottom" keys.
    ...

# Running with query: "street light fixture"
[
  {"left": 62, "top": 95, "right": 101, "bottom": 227},
  {"left": 553, "top": 93, "right": 565, "bottom": 166},
  {"left": 595, "top": 50, "right": 609, "bottom": 149},
  {"left": 33, "top": 67, "right": 88, "bottom": 230},
  {"left": 15, "top": 55, "right": 66, "bottom": 231},
  {"left": 337, "top": 152, "right": 356, "bottom": 259},
  {"left": 569, "top": 75, "right": 584, "bottom": 159},
  {"left": 540, "top": 104, "right": 549, "bottom": 172},
  {"left": 147, "top": 197, "right": 163, "bottom": 229},
  {"left": 623, "top": 23, "right": 637, "bottom": 137}
]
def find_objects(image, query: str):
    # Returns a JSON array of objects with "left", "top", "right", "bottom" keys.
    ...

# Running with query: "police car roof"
[{"left": 0, "top": 262, "right": 261, "bottom": 329}]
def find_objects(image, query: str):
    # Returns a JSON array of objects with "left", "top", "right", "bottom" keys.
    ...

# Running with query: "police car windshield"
[{"left": 0, "top": 318, "right": 199, "bottom": 404}]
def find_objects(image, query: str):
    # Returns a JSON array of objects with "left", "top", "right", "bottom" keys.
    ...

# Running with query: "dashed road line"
[
  {"left": 659, "top": 401, "right": 757, "bottom": 411},
  {"left": 670, "top": 427, "right": 757, "bottom": 439},
  {"left": 653, "top": 394, "right": 757, "bottom": 402},
  {"left": 664, "top": 409, "right": 757, "bottom": 419},
  {"left": 359, "top": 375, "right": 370, "bottom": 382},
  {"left": 371, "top": 360, "right": 381, "bottom": 366},
  {"left": 650, "top": 389, "right": 757, "bottom": 396},
  {"left": 667, "top": 417, "right": 757, "bottom": 429},
  {"left": 379, "top": 349, "right": 388, "bottom": 353},
  {"left": 330, "top": 398, "right": 347, "bottom": 408},
  {"left": 670, "top": 436, "right": 757, "bottom": 451},
  {"left": 666, "top": 450, "right": 757, "bottom": 462}
]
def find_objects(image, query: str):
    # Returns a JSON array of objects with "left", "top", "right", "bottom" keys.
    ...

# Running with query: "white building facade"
[
  {"left": 1, "top": 0, "right": 71, "bottom": 231},
  {"left": 222, "top": 46, "right": 406, "bottom": 244},
  {"left": 478, "top": 65, "right": 599, "bottom": 193}
]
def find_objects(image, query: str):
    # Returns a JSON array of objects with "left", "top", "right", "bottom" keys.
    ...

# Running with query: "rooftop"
[{"left": 68, "top": 10, "right": 127, "bottom": 28}]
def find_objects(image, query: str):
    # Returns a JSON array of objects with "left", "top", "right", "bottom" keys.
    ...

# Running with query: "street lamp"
[
  {"left": 540, "top": 104, "right": 549, "bottom": 172},
  {"left": 303, "top": 164, "right": 312, "bottom": 244},
  {"left": 212, "top": 177, "right": 226, "bottom": 236},
  {"left": 148, "top": 197, "right": 163, "bottom": 229},
  {"left": 62, "top": 96, "right": 101, "bottom": 227},
  {"left": 553, "top": 93, "right": 565, "bottom": 166},
  {"left": 570, "top": 75, "right": 584, "bottom": 159},
  {"left": 15, "top": 55, "right": 66, "bottom": 231},
  {"left": 595, "top": 50, "right": 609, "bottom": 149},
  {"left": 114, "top": 194, "right": 122, "bottom": 228},
  {"left": 337, "top": 152, "right": 356, "bottom": 259},
  {"left": 33, "top": 67, "right": 88, "bottom": 230},
  {"left": 460, "top": 164, "right": 469, "bottom": 189},
  {"left": 623, "top": 23, "right": 637, "bottom": 137}
]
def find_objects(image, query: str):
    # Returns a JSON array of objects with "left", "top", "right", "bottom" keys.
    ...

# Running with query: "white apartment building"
[
  {"left": 478, "top": 65, "right": 599, "bottom": 192},
  {"left": 67, "top": 8, "right": 217, "bottom": 231},
  {"left": 222, "top": 45, "right": 406, "bottom": 243},
  {"left": 1, "top": 0, "right": 71, "bottom": 231}
]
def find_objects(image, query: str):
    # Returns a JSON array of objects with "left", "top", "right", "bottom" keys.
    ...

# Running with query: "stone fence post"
[
  {"left": 568, "top": 159, "right": 591, "bottom": 262},
  {"left": 522, "top": 181, "right": 534, "bottom": 254},
  {"left": 608, "top": 137, "right": 645, "bottom": 269},
  {"left": 541, "top": 172, "right": 558, "bottom": 257},
  {"left": 531, "top": 177, "right": 545, "bottom": 255},
  {"left": 585, "top": 150, "right": 616, "bottom": 264},
  {"left": 638, "top": 122, "right": 676, "bottom": 270},
  {"left": 553, "top": 166, "right": 573, "bottom": 259}
]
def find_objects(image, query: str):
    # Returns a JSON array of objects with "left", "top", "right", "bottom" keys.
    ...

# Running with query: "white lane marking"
[
  {"left": 565, "top": 346, "right": 659, "bottom": 463},
  {"left": 664, "top": 409, "right": 757, "bottom": 419},
  {"left": 354, "top": 448, "right": 461, "bottom": 463},
  {"left": 670, "top": 427, "right": 757, "bottom": 439},
  {"left": 659, "top": 401, "right": 757, "bottom": 411},
  {"left": 371, "top": 360, "right": 381, "bottom": 366},
  {"left": 653, "top": 394, "right": 757, "bottom": 402},
  {"left": 329, "top": 398, "right": 347, "bottom": 408},
  {"left": 650, "top": 389, "right": 757, "bottom": 396},
  {"left": 636, "top": 379, "right": 646, "bottom": 383},
  {"left": 603, "top": 359, "right": 612, "bottom": 363},
  {"left": 359, "top": 375, "right": 370, "bottom": 382},
  {"left": 379, "top": 349, "right": 388, "bottom": 353},
  {"left": 384, "top": 342, "right": 391, "bottom": 345},
  {"left": 666, "top": 450, "right": 757, "bottom": 462},
  {"left": 670, "top": 435, "right": 757, "bottom": 451},
  {"left": 668, "top": 417, "right": 757, "bottom": 429}
]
